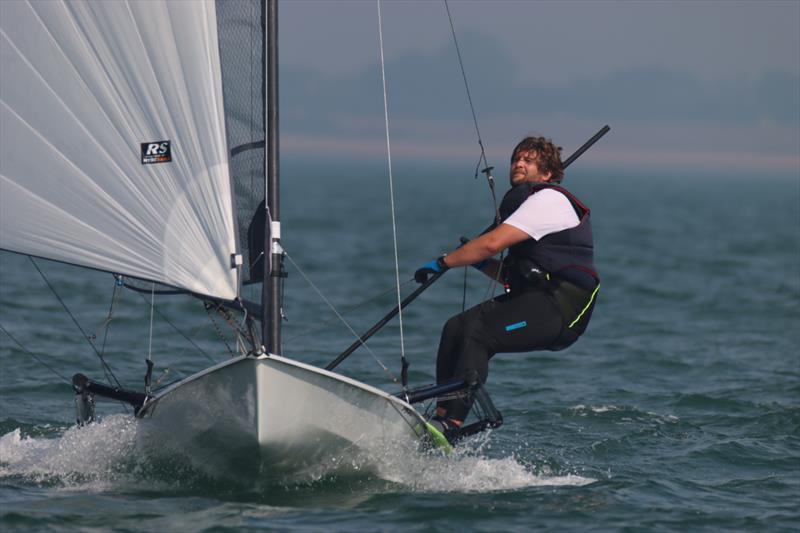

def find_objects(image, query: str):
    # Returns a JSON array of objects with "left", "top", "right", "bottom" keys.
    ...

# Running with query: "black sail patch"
[{"left": 140, "top": 140, "right": 172, "bottom": 164}]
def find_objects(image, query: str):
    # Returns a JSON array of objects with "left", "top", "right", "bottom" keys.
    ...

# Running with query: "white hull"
[{"left": 136, "top": 354, "right": 428, "bottom": 478}]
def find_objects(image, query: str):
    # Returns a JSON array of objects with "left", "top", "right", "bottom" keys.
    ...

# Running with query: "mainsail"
[
  {"left": 0, "top": 0, "right": 502, "bottom": 462},
  {"left": 215, "top": 0, "right": 268, "bottom": 286},
  {"left": 0, "top": 0, "right": 238, "bottom": 300}
]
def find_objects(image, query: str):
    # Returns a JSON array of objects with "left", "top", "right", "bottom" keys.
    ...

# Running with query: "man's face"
[{"left": 509, "top": 150, "right": 552, "bottom": 186}]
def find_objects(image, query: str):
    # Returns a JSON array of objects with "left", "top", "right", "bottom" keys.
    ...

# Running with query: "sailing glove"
[{"left": 414, "top": 256, "right": 449, "bottom": 283}]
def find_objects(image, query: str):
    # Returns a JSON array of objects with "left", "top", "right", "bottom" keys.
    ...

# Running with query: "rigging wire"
[
  {"left": 119, "top": 279, "right": 241, "bottom": 359},
  {"left": 444, "top": 1, "right": 489, "bottom": 171},
  {"left": 145, "top": 282, "right": 155, "bottom": 395},
  {"left": 98, "top": 277, "right": 132, "bottom": 412},
  {"left": 282, "top": 249, "right": 398, "bottom": 384},
  {"left": 0, "top": 321, "right": 71, "bottom": 383},
  {"left": 29, "top": 257, "right": 122, "bottom": 389},
  {"left": 284, "top": 279, "right": 414, "bottom": 343},
  {"left": 443, "top": 0, "right": 499, "bottom": 215},
  {"left": 204, "top": 301, "right": 244, "bottom": 357},
  {"left": 147, "top": 283, "right": 155, "bottom": 362},
  {"left": 204, "top": 304, "right": 236, "bottom": 356},
  {"left": 443, "top": 0, "right": 504, "bottom": 304},
  {"left": 96, "top": 277, "right": 123, "bottom": 362},
  {"left": 128, "top": 289, "right": 218, "bottom": 364},
  {"left": 377, "top": 0, "right": 409, "bottom": 389}
]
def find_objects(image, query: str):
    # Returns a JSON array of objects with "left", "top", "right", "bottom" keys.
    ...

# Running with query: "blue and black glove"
[{"left": 414, "top": 255, "right": 449, "bottom": 283}]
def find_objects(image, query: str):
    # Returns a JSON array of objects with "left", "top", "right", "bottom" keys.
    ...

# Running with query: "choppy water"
[{"left": 1, "top": 165, "right": 798, "bottom": 531}]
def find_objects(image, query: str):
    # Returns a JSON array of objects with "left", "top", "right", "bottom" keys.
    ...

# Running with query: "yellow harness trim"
[{"left": 569, "top": 283, "right": 600, "bottom": 329}]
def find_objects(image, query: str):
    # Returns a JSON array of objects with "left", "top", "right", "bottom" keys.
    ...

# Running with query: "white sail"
[{"left": 0, "top": 0, "right": 238, "bottom": 300}]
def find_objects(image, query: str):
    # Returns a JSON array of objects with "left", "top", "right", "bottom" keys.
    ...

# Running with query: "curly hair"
[{"left": 511, "top": 136, "right": 564, "bottom": 183}]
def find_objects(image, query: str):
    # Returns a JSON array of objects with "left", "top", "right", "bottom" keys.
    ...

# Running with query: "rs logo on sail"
[{"left": 140, "top": 140, "right": 172, "bottom": 164}]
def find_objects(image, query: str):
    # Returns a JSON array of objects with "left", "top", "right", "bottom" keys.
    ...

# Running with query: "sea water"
[{"left": 1, "top": 164, "right": 798, "bottom": 531}]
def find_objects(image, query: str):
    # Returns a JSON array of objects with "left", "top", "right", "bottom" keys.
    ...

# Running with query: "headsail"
[{"left": 0, "top": 0, "right": 238, "bottom": 300}]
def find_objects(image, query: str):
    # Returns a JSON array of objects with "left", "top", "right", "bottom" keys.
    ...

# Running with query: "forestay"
[{"left": 0, "top": 0, "right": 238, "bottom": 300}]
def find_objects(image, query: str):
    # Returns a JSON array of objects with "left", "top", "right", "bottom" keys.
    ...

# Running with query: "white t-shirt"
[{"left": 503, "top": 188, "right": 580, "bottom": 241}]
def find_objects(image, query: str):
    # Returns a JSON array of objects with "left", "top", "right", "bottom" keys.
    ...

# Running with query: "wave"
[{"left": 567, "top": 404, "right": 680, "bottom": 426}]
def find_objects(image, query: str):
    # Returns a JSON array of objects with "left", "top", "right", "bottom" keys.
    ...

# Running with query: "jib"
[{"left": 145, "top": 142, "right": 169, "bottom": 155}]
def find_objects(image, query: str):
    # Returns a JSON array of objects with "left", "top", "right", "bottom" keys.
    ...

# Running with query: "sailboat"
[{"left": 1, "top": 0, "right": 505, "bottom": 472}]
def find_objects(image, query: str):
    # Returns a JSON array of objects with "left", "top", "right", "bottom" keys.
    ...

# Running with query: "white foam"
[
  {"left": 570, "top": 404, "right": 619, "bottom": 414},
  {"left": 0, "top": 415, "right": 138, "bottom": 488},
  {"left": 368, "top": 433, "right": 596, "bottom": 493},
  {"left": 386, "top": 454, "right": 595, "bottom": 492},
  {"left": 1, "top": 421, "right": 596, "bottom": 493}
]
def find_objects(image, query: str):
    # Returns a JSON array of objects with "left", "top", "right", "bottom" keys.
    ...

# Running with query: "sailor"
[{"left": 414, "top": 135, "right": 600, "bottom": 436}]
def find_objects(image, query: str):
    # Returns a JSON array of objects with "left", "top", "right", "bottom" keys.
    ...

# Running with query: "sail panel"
[{"left": 0, "top": 0, "right": 238, "bottom": 300}]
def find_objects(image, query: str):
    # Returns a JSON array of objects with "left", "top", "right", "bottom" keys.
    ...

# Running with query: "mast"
[{"left": 262, "top": 0, "right": 283, "bottom": 353}]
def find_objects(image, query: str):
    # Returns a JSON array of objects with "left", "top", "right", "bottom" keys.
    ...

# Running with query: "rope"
[
  {"left": 443, "top": 1, "right": 492, "bottom": 183},
  {"left": 128, "top": 289, "right": 217, "bottom": 364},
  {"left": 282, "top": 250, "right": 397, "bottom": 384},
  {"left": 147, "top": 283, "right": 155, "bottom": 363},
  {"left": 96, "top": 278, "right": 122, "bottom": 362},
  {"left": 0, "top": 321, "right": 70, "bottom": 383},
  {"left": 444, "top": 0, "right": 504, "bottom": 304},
  {"left": 29, "top": 257, "right": 122, "bottom": 389},
  {"left": 377, "top": 0, "right": 408, "bottom": 388},
  {"left": 204, "top": 301, "right": 239, "bottom": 357},
  {"left": 284, "top": 279, "right": 414, "bottom": 343},
  {"left": 145, "top": 283, "right": 155, "bottom": 395}
]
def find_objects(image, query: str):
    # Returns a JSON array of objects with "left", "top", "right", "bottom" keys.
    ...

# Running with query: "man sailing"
[{"left": 414, "top": 135, "right": 600, "bottom": 437}]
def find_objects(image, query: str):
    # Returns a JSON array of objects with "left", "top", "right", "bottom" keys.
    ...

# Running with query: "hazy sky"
[
  {"left": 282, "top": 1, "right": 799, "bottom": 84},
  {"left": 277, "top": 0, "right": 799, "bottom": 175}
]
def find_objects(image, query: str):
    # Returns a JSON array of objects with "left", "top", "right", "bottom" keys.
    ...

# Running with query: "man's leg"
[
  {"left": 438, "top": 290, "right": 564, "bottom": 423},
  {"left": 435, "top": 308, "right": 479, "bottom": 420}
]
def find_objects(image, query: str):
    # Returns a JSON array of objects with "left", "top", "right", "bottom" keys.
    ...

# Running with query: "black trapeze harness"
[{"left": 498, "top": 182, "right": 600, "bottom": 341}]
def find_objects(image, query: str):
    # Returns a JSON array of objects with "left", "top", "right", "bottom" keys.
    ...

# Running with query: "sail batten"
[{"left": 0, "top": 0, "right": 238, "bottom": 301}]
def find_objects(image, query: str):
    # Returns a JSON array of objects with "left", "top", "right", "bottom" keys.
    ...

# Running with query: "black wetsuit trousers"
[{"left": 436, "top": 286, "right": 582, "bottom": 421}]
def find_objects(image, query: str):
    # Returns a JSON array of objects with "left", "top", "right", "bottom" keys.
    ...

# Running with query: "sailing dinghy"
[{"left": 1, "top": 0, "right": 501, "bottom": 471}]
